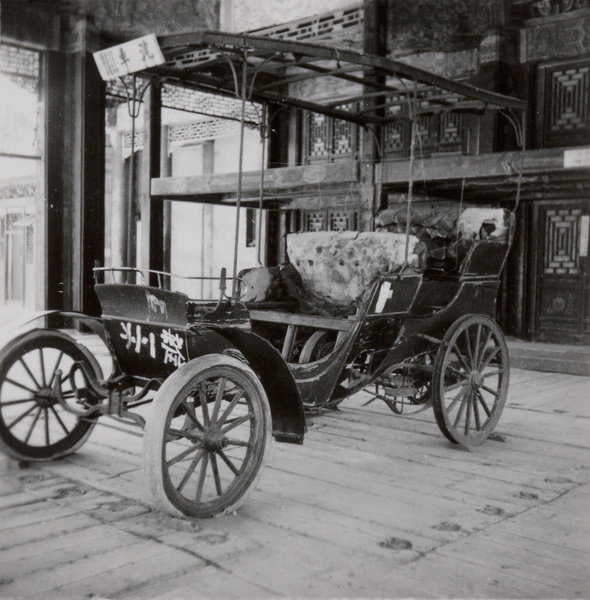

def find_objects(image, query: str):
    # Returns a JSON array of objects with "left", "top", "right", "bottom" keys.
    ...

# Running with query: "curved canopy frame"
[
  {"left": 119, "top": 30, "right": 527, "bottom": 294},
  {"left": 149, "top": 30, "right": 526, "bottom": 135}
]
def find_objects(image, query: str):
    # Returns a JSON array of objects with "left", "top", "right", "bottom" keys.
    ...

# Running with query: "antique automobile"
[{"left": 0, "top": 31, "right": 526, "bottom": 518}]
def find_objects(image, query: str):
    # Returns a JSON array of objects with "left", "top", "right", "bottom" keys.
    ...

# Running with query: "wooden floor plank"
[
  {"left": 0, "top": 364, "right": 587, "bottom": 599},
  {"left": 3, "top": 538, "right": 184, "bottom": 598}
]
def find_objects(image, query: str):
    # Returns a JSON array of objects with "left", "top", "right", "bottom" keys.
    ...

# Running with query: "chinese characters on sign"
[
  {"left": 120, "top": 322, "right": 186, "bottom": 368},
  {"left": 92, "top": 34, "right": 165, "bottom": 81},
  {"left": 160, "top": 328, "right": 187, "bottom": 368}
]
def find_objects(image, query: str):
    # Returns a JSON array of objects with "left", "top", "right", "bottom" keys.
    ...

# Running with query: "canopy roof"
[{"left": 149, "top": 30, "right": 526, "bottom": 131}]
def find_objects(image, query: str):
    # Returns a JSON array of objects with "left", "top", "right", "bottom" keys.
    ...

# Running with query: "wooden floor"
[{"left": 0, "top": 342, "right": 588, "bottom": 598}]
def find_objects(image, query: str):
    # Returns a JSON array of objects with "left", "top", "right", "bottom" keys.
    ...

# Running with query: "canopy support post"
[{"left": 231, "top": 50, "right": 249, "bottom": 301}]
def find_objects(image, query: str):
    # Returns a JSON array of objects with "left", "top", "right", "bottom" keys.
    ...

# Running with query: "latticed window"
[
  {"left": 537, "top": 59, "right": 590, "bottom": 148},
  {"left": 299, "top": 207, "right": 359, "bottom": 232},
  {"left": 305, "top": 210, "right": 327, "bottom": 232},
  {"left": 383, "top": 111, "right": 464, "bottom": 159},
  {"left": 543, "top": 208, "right": 583, "bottom": 276},
  {"left": 329, "top": 209, "right": 358, "bottom": 232},
  {"left": 302, "top": 109, "right": 359, "bottom": 164}
]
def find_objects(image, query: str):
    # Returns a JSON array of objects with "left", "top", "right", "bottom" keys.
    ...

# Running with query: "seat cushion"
[
  {"left": 238, "top": 266, "right": 283, "bottom": 302},
  {"left": 456, "top": 207, "right": 510, "bottom": 242},
  {"left": 286, "top": 231, "right": 423, "bottom": 308}
]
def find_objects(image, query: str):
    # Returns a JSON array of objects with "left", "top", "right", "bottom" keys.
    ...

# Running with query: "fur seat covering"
[{"left": 286, "top": 231, "right": 423, "bottom": 310}]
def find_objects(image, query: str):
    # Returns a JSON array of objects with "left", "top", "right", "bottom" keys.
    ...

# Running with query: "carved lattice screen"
[{"left": 537, "top": 58, "right": 590, "bottom": 148}]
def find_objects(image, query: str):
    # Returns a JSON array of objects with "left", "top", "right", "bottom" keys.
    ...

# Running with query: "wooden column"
[
  {"left": 56, "top": 20, "right": 105, "bottom": 316},
  {"left": 359, "top": 0, "right": 388, "bottom": 232},
  {"left": 140, "top": 79, "right": 163, "bottom": 285},
  {"left": 45, "top": 50, "right": 66, "bottom": 311},
  {"left": 160, "top": 125, "right": 172, "bottom": 277}
]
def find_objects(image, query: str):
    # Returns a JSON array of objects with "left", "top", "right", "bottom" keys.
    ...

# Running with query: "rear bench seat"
[
  {"left": 376, "top": 203, "right": 511, "bottom": 273},
  {"left": 240, "top": 231, "right": 423, "bottom": 315},
  {"left": 240, "top": 206, "right": 511, "bottom": 316}
]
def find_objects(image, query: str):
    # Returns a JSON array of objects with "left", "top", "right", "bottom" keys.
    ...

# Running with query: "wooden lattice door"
[{"left": 531, "top": 200, "right": 590, "bottom": 343}]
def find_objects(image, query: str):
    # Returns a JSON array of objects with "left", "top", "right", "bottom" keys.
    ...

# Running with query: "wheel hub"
[
  {"left": 35, "top": 387, "right": 57, "bottom": 408},
  {"left": 203, "top": 428, "right": 228, "bottom": 452},
  {"left": 469, "top": 371, "right": 484, "bottom": 390}
]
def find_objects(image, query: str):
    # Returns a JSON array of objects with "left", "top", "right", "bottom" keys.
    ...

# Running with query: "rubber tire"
[
  {"left": 144, "top": 353, "right": 272, "bottom": 518},
  {"left": 432, "top": 314, "right": 509, "bottom": 446},
  {"left": 0, "top": 329, "right": 103, "bottom": 461}
]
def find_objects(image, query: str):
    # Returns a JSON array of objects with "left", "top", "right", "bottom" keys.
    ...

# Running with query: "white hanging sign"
[
  {"left": 564, "top": 148, "right": 590, "bottom": 169},
  {"left": 580, "top": 215, "right": 589, "bottom": 258},
  {"left": 93, "top": 34, "right": 165, "bottom": 81}
]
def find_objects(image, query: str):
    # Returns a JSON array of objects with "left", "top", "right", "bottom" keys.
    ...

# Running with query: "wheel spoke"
[
  {"left": 481, "top": 368, "right": 502, "bottom": 379},
  {"left": 480, "top": 344, "right": 501, "bottom": 371},
  {"left": 210, "top": 377, "right": 226, "bottom": 424},
  {"left": 210, "top": 454, "right": 223, "bottom": 496},
  {"left": 38, "top": 349, "right": 47, "bottom": 387},
  {"left": 476, "top": 390, "right": 492, "bottom": 417},
  {"left": 217, "top": 388, "right": 244, "bottom": 427},
  {"left": 462, "top": 329, "right": 475, "bottom": 368},
  {"left": 475, "top": 329, "right": 493, "bottom": 370},
  {"left": 224, "top": 438, "right": 252, "bottom": 448},
  {"left": 218, "top": 449, "right": 241, "bottom": 476},
  {"left": 445, "top": 364, "right": 469, "bottom": 380},
  {"left": 444, "top": 379, "right": 469, "bottom": 394},
  {"left": 473, "top": 392, "right": 482, "bottom": 430},
  {"left": 445, "top": 385, "right": 468, "bottom": 414},
  {"left": 167, "top": 428, "right": 204, "bottom": 443},
  {"left": 47, "top": 351, "right": 64, "bottom": 388},
  {"left": 464, "top": 393, "right": 473, "bottom": 435},
  {"left": 5, "top": 377, "right": 37, "bottom": 395},
  {"left": 18, "top": 358, "right": 41, "bottom": 390},
  {"left": 167, "top": 441, "right": 203, "bottom": 467},
  {"left": 49, "top": 405, "right": 71, "bottom": 435},
  {"left": 182, "top": 400, "right": 204, "bottom": 431},
  {"left": 451, "top": 344, "right": 471, "bottom": 374},
  {"left": 473, "top": 323, "right": 482, "bottom": 366},
  {"left": 453, "top": 389, "right": 469, "bottom": 429},
  {"left": 44, "top": 408, "right": 50, "bottom": 445},
  {"left": 195, "top": 453, "right": 210, "bottom": 503},
  {"left": 221, "top": 413, "right": 252, "bottom": 434},
  {"left": 481, "top": 384, "right": 500, "bottom": 397},
  {"left": 0, "top": 397, "right": 37, "bottom": 407},
  {"left": 7, "top": 403, "right": 38, "bottom": 430},
  {"left": 176, "top": 448, "right": 205, "bottom": 493},
  {"left": 198, "top": 383, "right": 211, "bottom": 426},
  {"left": 23, "top": 407, "right": 43, "bottom": 444}
]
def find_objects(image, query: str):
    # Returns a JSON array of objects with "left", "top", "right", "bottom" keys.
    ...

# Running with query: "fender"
[
  {"left": 0, "top": 328, "right": 104, "bottom": 384},
  {"left": 0, "top": 310, "right": 108, "bottom": 350},
  {"left": 202, "top": 327, "right": 306, "bottom": 445}
]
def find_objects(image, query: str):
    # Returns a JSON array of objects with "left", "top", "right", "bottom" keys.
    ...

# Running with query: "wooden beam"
[
  {"left": 379, "top": 147, "right": 590, "bottom": 185},
  {"left": 151, "top": 160, "right": 358, "bottom": 199}
]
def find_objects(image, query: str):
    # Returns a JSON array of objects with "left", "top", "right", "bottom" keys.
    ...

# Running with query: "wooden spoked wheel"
[
  {"left": 432, "top": 315, "right": 509, "bottom": 446},
  {"left": 299, "top": 331, "right": 336, "bottom": 364},
  {"left": 144, "top": 354, "right": 271, "bottom": 518},
  {"left": 0, "top": 330, "right": 103, "bottom": 461}
]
